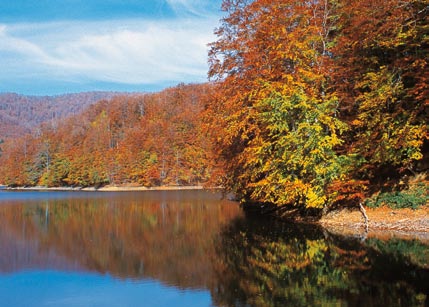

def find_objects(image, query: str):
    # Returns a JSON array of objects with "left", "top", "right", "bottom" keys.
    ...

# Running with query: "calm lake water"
[{"left": 0, "top": 190, "right": 427, "bottom": 307}]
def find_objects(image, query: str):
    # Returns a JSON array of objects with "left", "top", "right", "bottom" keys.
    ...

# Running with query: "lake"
[{"left": 0, "top": 190, "right": 427, "bottom": 306}]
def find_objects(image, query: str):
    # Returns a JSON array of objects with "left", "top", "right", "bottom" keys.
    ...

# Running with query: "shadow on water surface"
[
  {"left": 0, "top": 190, "right": 427, "bottom": 306},
  {"left": 211, "top": 214, "right": 429, "bottom": 307}
]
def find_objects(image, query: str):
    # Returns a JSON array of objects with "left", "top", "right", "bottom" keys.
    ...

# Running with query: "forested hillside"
[
  {"left": 0, "top": 84, "right": 216, "bottom": 187},
  {"left": 0, "top": 92, "right": 127, "bottom": 139},
  {"left": 0, "top": 0, "right": 427, "bottom": 213}
]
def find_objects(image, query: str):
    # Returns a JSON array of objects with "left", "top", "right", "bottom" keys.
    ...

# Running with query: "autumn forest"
[{"left": 0, "top": 0, "right": 428, "bottom": 213}]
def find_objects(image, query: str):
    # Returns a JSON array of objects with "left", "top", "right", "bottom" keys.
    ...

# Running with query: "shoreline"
[
  {"left": 3, "top": 185, "right": 206, "bottom": 192},
  {"left": 2, "top": 185, "right": 428, "bottom": 241},
  {"left": 318, "top": 206, "right": 429, "bottom": 242}
]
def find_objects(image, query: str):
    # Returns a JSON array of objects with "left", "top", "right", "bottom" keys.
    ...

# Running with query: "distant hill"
[{"left": 0, "top": 92, "right": 134, "bottom": 139}]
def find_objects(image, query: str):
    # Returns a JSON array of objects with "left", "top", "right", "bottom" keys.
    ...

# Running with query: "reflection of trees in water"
[
  {"left": 1, "top": 194, "right": 428, "bottom": 306},
  {"left": 211, "top": 215, "right": 429, "bottom": 307},
  {"left": 0, "top": 192, "right": 242, "bottom": 290}
]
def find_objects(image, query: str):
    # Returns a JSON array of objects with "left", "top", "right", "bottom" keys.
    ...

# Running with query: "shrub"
[{"left": 365, "top": 183, "right": 429, "bottom": 210}]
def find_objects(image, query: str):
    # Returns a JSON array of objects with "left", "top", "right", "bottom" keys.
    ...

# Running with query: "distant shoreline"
[{"left": 3, "top": 185, "right": 206, "bottom": 192}]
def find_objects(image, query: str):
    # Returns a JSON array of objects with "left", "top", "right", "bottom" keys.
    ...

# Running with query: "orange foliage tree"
[
  {"left": 0, "top": 84, "right": 215, "bottom": 187},
  {"left": 207, "top": 0, "right": 349, "bottom": 209},
  {"left": 332, "top": 0, "right": 428, "bottom": 181},
  {"left": 205, "top": 0, "right": 428, "bottom": 209}
]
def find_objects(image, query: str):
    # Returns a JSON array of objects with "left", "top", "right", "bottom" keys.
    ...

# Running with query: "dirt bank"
[{"left": 319, "top": 206, "right": 429, "bottom": 243}]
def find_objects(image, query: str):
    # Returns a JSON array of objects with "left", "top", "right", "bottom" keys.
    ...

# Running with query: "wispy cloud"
[
  {"left": 166, "top": 0, "right": 220, "bottom": 17},
  {"left": 0, "top": 0, "right": 222, "bottom": 94}
]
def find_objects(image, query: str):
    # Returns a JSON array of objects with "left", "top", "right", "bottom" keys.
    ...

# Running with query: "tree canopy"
[
  {"left": 0, "top": 0, "right": 427, "bottom": 212},
  {"left": 206, "top": 0, "right": 428, "bottom": 210}
]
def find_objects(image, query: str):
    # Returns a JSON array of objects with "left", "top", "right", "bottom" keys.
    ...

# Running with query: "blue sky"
[{"left": 0, "top": 0, "right": 223, "bottom": 95}]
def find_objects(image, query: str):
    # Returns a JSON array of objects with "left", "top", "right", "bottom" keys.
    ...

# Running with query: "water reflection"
[
  {"left": 211, "top": 215, "right": 429, "bottom": 307},
  {"left": 0, "top": 190, "right": 428, "bottom": 306},
  {"left": 0, "top": 190, "right": 242, "bottom": 290}
]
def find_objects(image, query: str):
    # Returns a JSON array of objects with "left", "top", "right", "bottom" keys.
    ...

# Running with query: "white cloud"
[
  {"left": 0, "top": 32, "right": 48, "bottom": 60},
  {"left": 166, "top": 0, "right": 218, "bottom": 17},
  {"left": 0, "top": 15, "right": 220, "bottom": 91}
]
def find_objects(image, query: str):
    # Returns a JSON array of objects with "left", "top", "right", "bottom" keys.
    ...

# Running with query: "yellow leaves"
[
  {"left": 206, "top": 0, "right": 429, "bottom": 213},
  {"left": 306, "top": 188, "right": 326, "bottom": 209},
  {"left": 90, "top": 110, "right": 108, "bottom": 128},
  {"left": 233, "top": 81, "right": 348, "bottom": 209},
  {"left": 306, "top": 239, "right": 328, "bottom": 258},
  {"left": 352, "top": 65, "right": 426, "bottom": 166},
  {"left": 356, "top": 72, "right": 400, "bottom": 117}
]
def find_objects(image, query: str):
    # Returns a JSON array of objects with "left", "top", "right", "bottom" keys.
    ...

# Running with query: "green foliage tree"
[
  {"left": 207, "top": 0, "right": 348, "bottom": 209},
  {"left": 206, "top": 0, "right": 428, "bottom": 210},
  {"left": 239, "top": 83, "right": 348, "bottom": 208}
]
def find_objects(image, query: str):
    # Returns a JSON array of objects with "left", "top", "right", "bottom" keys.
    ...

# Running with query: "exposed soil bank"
[{"left": 319, "top": 206, "right": 429, "bottom": 243}]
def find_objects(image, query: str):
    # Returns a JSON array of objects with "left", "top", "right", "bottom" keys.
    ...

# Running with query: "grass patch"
[{"left": 365, "top": 183, "right": 429, "bottom": 210}]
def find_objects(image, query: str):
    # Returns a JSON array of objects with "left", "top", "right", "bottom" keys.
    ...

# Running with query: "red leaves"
[{"left": 328, "top": 180, "right": 368, "bottom": 205}]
